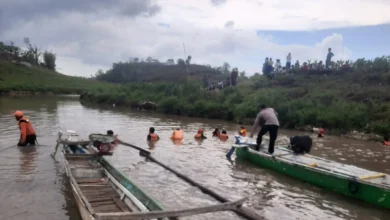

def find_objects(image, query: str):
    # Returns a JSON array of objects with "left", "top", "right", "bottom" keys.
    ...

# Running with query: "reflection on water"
[
  {"left": 0, "top": 95, "right": 389, "bottom": 220},
  {"left": 18, "top": 147, "right": 37, "bottom": 175}
]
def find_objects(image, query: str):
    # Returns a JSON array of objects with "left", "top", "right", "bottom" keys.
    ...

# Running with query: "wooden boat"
[
  {"left": 233, "top": 139, "right": 390, "bottom": 209},
  {"left": 56, "top": 130, "right": 248, "bottom": 220}
]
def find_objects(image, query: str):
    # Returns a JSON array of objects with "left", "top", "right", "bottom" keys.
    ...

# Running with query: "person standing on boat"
[
  {"left": 250, "top": 105, "right": 279, "bottom": 154},
  {"left": 13, "top": 111, "right": 37, "bottom": 146}
]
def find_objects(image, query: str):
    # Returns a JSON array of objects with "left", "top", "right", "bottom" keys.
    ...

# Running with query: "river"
[{"left": 0, "top": 95, "right": 389, "bottom": 220}]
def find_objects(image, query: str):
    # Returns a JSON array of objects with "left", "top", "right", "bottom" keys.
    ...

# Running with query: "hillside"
[
  {"left": 0, "top": 60, "right": 109, "bottom": 94},
  {"left": 95, "top": 61, "right": 231, "bottom": 84},
  {"left": 81, "top": 57, "right": 390, "bottom": 138}
]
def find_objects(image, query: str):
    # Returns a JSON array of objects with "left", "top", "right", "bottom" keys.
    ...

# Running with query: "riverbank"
[
  {"left": 0, "top": 60, "right": 109, "bottom": 94},
  {"left": 79, "top": 71, "right": 390, "bottom": 140}
]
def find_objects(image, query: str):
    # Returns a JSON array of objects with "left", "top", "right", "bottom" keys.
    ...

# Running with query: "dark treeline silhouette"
[
  {"left": 95, "top": 56, "right": 237, "bottom": 84},
  {"left": 0, "top": 38, "right": 56, "bottom": 71}
]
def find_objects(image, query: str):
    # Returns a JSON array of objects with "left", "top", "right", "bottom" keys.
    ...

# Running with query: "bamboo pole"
[{"left": 117, "top": 139, "right": 263, "bottom": 220}]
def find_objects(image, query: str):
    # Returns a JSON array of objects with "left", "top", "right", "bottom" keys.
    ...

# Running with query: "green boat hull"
[
  {"left": 99, "top": 157, "right": 165, "bottom": 211},
  {"left": 236, "top": 147, "right": 390, "bottom": 209}
]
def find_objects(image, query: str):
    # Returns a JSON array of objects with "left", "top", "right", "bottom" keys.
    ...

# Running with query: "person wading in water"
[
  {"left": 13, "top": 111, "right": 37, "bottom": 146},
  {"left": 250, "top": 104, "right": 279, "bottom": 155}
]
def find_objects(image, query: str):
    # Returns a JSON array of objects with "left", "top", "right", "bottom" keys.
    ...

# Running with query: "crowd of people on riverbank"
[
  {"left": 203, "top": 68, "right": 239, "bottom": 91},
  {"left": 262, "top": 48, "right": 353, "bottom": 79}
]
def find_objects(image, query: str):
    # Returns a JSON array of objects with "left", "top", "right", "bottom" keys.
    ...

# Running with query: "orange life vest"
[
  {"left": 149, "top": 133, "right": 159, "bottom": 141},
  {"left": 171, "top": 130, "right": 183, "bottom": 140},
  {"left": 194, "top": 133, "right": 202, "bottom": 139},
  {"left": 240, "top": 129, "right": 247, "bottom": 137},
  {"left": 18, "top": 117, "right": 36, "bottom": 142},
  {"left": 384, "top": 141, "right": 390, "bottom": 146},
  {"left": 219, "top": 134, "right": 228, "bottom": 140},
  {"left": 318, "top": 128, "right": 325, "bottom": 137}
]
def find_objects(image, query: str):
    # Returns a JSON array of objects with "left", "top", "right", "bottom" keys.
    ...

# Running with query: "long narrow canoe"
[
  {"left": 59, "top": 132, "right": 248, "bottom": 220},
  {"left": 235, "top": 143, "right": 390, "bottom": 209},
  {"left": 62, "top": 142, "right": 167, "bottom": 220}
]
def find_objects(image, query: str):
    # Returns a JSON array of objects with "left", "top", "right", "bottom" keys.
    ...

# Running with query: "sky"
[{"left": 1, "top": 0, "right": 390, "bottom": 76}]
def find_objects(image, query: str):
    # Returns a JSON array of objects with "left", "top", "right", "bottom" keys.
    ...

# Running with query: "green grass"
[
  {"left": 0, "top": 60, "right": 111, "bottom": 94},
  {"left": 80, "top": 71, "right": 390, "bottom": 137}
]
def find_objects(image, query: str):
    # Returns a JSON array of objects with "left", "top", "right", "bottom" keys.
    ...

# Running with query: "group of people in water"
[
  {"left": 12, "top": 108, "right": 390, "bottom": 150},
  {"left": 146, "top": 126, "right": 246, "bottom": 143}
]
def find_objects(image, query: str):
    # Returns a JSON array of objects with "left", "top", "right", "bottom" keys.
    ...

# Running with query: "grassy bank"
[
  {"left": 0, "top": 60, "right": 109, "bottom": 94},
  {"left": 80, "top": 71, "right": 390, "bottom": 137}
]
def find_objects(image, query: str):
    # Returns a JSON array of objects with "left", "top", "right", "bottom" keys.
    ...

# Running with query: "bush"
[{"left": 43, "top": 51, "right": 56, "bottom": 70}]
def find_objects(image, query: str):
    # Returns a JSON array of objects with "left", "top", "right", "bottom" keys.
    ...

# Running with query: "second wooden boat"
[{"left": 234, "top": 139, "right": 390, "bottom": 209}]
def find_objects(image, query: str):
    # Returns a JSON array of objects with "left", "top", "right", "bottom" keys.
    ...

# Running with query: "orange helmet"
[{"left": 13, "top": 111, "right": 23, "bottom": 117}]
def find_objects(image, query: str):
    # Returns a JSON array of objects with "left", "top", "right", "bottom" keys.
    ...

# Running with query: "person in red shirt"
[{"left": 14, "top": 111, "right": 37, "bottom": 146}]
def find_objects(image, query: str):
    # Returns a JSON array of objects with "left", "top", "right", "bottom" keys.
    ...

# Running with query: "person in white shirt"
[
  {"left": 275, "top": 59, "right": 282, "bottom": 72},
  {"left": 268, "top": 58, "right": 274, "bottom": 67}
]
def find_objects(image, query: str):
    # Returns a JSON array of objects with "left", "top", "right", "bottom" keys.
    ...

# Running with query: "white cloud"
[
  {"left": 56, "top": 56, "right": 107, "bottom": 77},
  {"left": 0, "top": 0, "right": 388, "bottom": 76}
]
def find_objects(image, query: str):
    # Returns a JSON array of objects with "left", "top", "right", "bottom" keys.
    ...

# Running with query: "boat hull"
[{"left": 236, "top": 147, "right": 390, "bottom": 209}]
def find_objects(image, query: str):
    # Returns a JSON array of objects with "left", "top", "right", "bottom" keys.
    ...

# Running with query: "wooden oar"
[
  {"left": 117, "top": 139, "right": 263, "bottom": 220},
  {"left": 94, "top": 197, "right": 247, "bottom": 220}
]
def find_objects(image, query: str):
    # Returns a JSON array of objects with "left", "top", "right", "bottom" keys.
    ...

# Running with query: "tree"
[
  {"left": 95, "top": 69, "right": 105, "bottom": 79},
  {"left": 167, "top": 59, "right": 175, "bottom": 65},
  {"left": 22, "top": 37, "right": 41, "bottom": 65},
  {"left": 177, "top": 59, "right": 186, "bottom": 66},
  {"left": 222, "top": 62, "right": 231, "bottom": 74},
  {"left": 43, "top": 51, "right": 56, "bottom": 70},
  {"left": 186, "top": 55, "right": 192, "bottom": 65},
  {"left": 130, "top": 57, "right": 139, "bottom": 63},
  {"left": 146, "top": 56, "right": 153, "bottom": 63}
]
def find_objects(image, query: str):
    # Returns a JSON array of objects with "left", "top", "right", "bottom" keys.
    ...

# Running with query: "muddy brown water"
[{"left": 0, "top": 95, "right": 389, "bottom": 220}]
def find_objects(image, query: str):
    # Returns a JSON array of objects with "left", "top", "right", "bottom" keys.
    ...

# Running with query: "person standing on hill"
[
  {"left": 250, "top": 105, "right": 279, "bottom": 155},
  {"left": 326, "top": 48, "right": 334, "bottom": 69},
  {"left": 13, "top": 111, "right": 37, "bottom": 146},
  {"left": 231, "top": 68, "right": 238, "bottom": 86},
  {"left": 286, "top": 53, "right": 292, "bottom": 70}
]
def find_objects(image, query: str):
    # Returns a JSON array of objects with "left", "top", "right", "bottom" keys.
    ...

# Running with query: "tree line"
[
  {"left": 94, "top": 55, "right": 245, "bottom": 84},
  {"left": 0, "top": 38, "right": 56, "bottom": 71}
]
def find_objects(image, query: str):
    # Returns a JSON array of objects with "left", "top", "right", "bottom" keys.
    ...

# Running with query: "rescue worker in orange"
[
  {"left": 194, "top": 129, "right": 207, "bottom": 139},
  {"left": 318, "top": 128, "right": 325, "bottom": 138},
  {"left": 219, "top": 130, "right": 229, "bottom": 141},
  {"left": 14, "top": 111, "right": 37, "bottom": 146},
  {"left": 384, "top": 136, "right": 390, "bottom": 146},
  {"left": 239, "top": 126, "right": 247, "bottom": 137},
  {"left": 170, "top": 128, "right": 183, "bottom": 140},
  {"left": 147, "top": 127, "right": 160, "bottom": 141}
]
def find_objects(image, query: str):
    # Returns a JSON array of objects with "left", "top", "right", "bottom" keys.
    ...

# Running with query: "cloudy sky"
[{"left": 1, "top": 0, "right": 390, "bottom": 76}]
